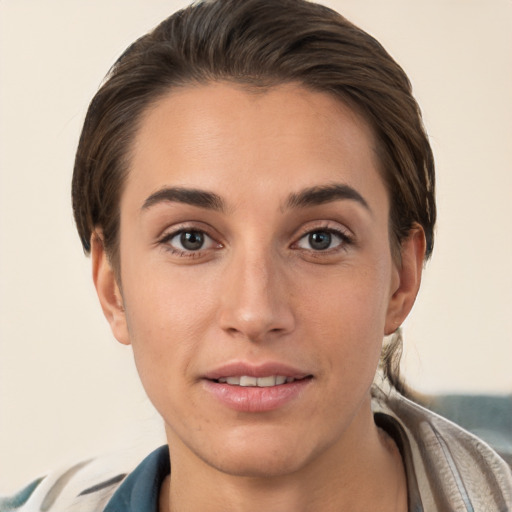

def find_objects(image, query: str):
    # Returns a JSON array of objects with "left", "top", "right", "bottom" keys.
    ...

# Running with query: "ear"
[
  {"left": 384, "top": 225, "right": 426, "bottom": 335},
  {"left": 91, "top": 231, "right": 130, "bottom": 345}
]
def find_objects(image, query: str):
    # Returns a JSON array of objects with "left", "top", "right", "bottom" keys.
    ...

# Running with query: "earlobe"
[
  {"left": 384, "top": 225, "right": 426, "bottom": 335},
  {"left": 91, "top": 231, "right": 131, "bottom": 345}
]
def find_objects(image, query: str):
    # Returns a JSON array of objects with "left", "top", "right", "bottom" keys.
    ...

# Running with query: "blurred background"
[{"left": 1, "top": 0, "right": 511, "bottom": 493}]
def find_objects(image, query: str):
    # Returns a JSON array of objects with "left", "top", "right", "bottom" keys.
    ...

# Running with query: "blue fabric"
[
  {"left": 0, "top": 478, "right": 44, "bottom": 510},
  {"left": 104, "top": 446, "right": 169, "bottom": 512}
]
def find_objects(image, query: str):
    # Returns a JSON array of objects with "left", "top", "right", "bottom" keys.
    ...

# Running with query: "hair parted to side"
[{"left": 72, "top": 0, "right": 436, "bottom": 393}]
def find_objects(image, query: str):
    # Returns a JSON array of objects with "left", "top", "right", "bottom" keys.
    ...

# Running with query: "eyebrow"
[
  {"left": 142, "top": 187, "right": 226, "bottom": 212},
  {"left": 285, "top": 183, "right": 371, "bottom": 212},
  {"left": 141, "top": 183, "right": 369, "bottom": 214}
]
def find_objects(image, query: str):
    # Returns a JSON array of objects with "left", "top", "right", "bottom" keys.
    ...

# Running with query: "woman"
[{"left": 2, "top": 0, "right": 511, "bottom": 511}]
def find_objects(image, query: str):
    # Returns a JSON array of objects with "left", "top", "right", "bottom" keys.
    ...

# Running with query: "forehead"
[{"left": 124, "top": 82, "right": 384, "bottom": 211}]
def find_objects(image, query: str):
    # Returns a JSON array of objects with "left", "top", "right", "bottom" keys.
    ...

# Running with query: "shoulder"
[
  {"left": 0, "top": 451, "right": 139, "bottom": 512},
  {"left": 372, "top": 386, "right": 512, "bottom": 511}
]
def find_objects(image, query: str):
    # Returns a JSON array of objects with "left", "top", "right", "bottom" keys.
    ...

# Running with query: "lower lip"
[{"left": 203, "top": 378, "right": 312, "bottom": 413}]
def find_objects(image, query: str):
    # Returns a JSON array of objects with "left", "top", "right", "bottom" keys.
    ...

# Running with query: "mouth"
[
  {"left": 213, "top": 375, "right": 311, "bottom": 387},
  {"left": 202, "top": 364, "right": 313, "bottom": 412}
]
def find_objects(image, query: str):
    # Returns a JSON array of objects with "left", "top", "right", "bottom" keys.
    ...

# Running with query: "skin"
[{"left": 93, "top": 82, "right": 425, "bottom": 511}]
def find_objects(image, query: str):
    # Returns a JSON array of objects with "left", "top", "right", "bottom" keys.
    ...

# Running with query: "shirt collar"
[{"left": 104, "top": 445, "right": 170, "bottom": 512}]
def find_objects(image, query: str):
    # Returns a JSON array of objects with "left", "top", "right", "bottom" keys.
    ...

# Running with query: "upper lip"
[{"left": 203, "top": 361, "right": 311, "bottom": 381}]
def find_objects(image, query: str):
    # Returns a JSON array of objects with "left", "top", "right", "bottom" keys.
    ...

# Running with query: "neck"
[{"left": 160, "top": 397, "right": 407, "bottom": 512}]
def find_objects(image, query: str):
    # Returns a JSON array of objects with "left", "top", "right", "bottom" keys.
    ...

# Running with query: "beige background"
[{"left": 1, "top": 0, "right": 511, "bottom": 493}]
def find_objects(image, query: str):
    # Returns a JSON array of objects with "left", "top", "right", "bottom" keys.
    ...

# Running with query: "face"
[{"left": 94, "top": 82, "right": 421, "bottom": 478}]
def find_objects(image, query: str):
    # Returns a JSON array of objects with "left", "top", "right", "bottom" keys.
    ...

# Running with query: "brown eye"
[
  {"left": 180, "top": 231, "right": 205, "bottom": 251},
  {"left": 163, "top": 229, "right": 217, "bottom": 253}
]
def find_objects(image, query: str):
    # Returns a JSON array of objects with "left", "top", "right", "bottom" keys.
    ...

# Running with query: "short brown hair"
[{"left": 72, "top": 0, "right": 436, "bottom": 391}]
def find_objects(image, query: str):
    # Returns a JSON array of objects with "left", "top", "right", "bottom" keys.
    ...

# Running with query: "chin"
[
  {"left": 211, "top": 450, "right": 308, "bottom": 479},
  {"left": 200, "top": 429, "right": 324, "bottom": 479}
]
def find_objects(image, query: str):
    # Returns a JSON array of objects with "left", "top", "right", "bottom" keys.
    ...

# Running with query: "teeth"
[
  {"left": 255, "top": 376, "right": 276, "bottom": 387},
  {"left": 217, "top": 376, "right": 295, "bottom": 387},
  {"left": 240, "top": 376, "right": 258, "bottom": 386}
]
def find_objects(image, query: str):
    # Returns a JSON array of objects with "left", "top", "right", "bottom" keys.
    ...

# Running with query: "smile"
[
  {"left": 216, "top": 376, "right": 299, "bottom": 387},
  {"left": 204, "top": 373, "right": 313, "bottom": 412}
]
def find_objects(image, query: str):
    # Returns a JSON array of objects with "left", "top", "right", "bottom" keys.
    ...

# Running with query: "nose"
[{"left": 218, "top": 247, "right": 295, "bottom": 342}]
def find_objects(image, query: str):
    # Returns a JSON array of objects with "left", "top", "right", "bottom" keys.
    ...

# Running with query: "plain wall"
[{"left": 1, "top": 0, "right": 511, "bottom": 493}]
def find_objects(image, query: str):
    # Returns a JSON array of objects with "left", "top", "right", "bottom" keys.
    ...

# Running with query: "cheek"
[
  {"left": 299, "top": 259, "right": 391, "bottom": 326},
  {"left": 119, "top": 264, "right": 215, "bottom": 384},
  {"left": 121, "top": 290, "right": 206, "bottom": 423},
  {"left": 295, "top": 260, "right": 392, "bottom": 369},
  {"left": 121, "top": 255, "right": 230, "bottom": 359},
  {"left": 123, "top": 253, "right": 216, "bottom": 330}
]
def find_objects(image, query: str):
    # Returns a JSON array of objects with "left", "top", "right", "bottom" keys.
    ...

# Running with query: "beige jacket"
[{"left": 372, "top": 386, "right": 512, "bottom": 511}]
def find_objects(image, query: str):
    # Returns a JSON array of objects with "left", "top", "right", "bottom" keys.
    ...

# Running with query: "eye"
[
  {"left": 296, "top": 229, "right": 348, "bottom": 251},
  {"left": 162, "top": 229, "right": 217, "bottom": 253}
]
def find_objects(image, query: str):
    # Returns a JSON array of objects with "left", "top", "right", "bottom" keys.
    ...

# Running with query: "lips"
[
  {"left": 217, "top": 375, "right": 298, "bottom": 387},
  {"left": 203, "top": 361, "right": 310, "bottom": 381},
  {"left": 202, "top": 362, "right": 313, "bottom": 412}
]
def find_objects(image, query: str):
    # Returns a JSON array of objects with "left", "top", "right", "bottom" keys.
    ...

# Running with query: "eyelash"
[
  {"left": 157, "top": 224, "right": 353, "bottom": 258},
  {"left": 293, "top": 226, "right": 353, "bottom": 254},
  {"left": 158, "top": 227, "right": 221, "bottom": 258}
]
